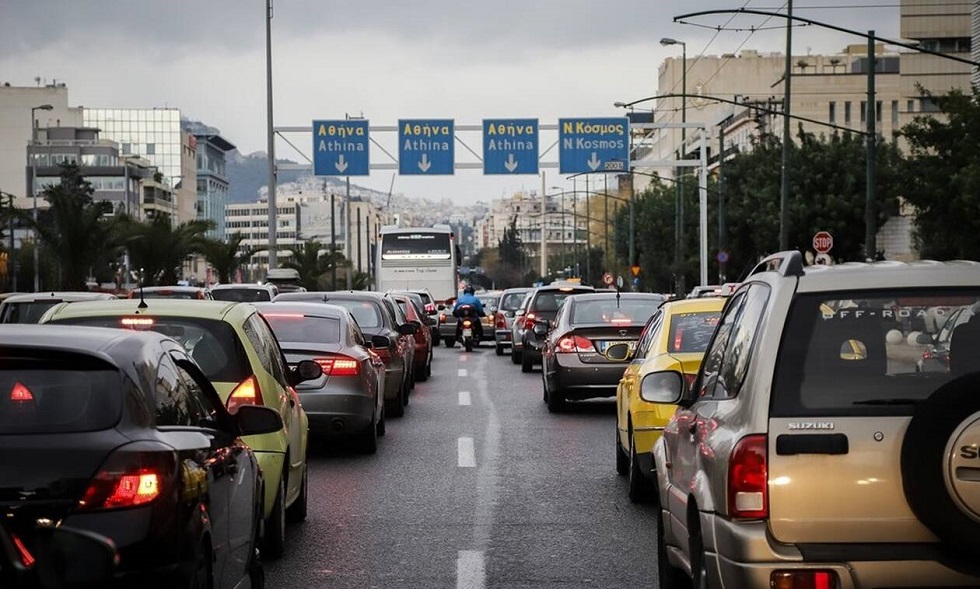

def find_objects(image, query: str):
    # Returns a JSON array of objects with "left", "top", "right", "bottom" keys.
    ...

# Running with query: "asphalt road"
[{"left": 266, "top": 342, "right": 661, "bottom": 588}]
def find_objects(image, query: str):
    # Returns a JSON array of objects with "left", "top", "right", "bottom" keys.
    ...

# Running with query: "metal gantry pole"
[
  {"left": 699, "top": 132, "right": 709, "bottom": 287},
  {"left": 718, "top": 124, "right": 728, "bottom": 284},
  {"left": 345, "top": 176, "right": 352, "bottom": 289},
  {"left": 866, "top": 30, "right": 878, "bottom": 261},
  {"left": 540, "top": 171, "right": 547, "bottom": 279},
  {"left": 779, "top": 0, "right": 793, "bottom": 251},
  {"left": 265, "top": 0, "right": 278, "bottom": 270}
]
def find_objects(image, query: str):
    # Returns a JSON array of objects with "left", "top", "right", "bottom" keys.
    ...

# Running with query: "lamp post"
[
  {"left": 30, "top": 104, "right": 53, "bottom": 293},
  {"left": 661, "top": 37, "right": 686, "bottom": 295}
]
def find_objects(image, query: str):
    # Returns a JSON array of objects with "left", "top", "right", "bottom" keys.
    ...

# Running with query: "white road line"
[
  {"left": 456, "top": 550, "right": 485, "bottom": 589},
  {"left": 458, "top": 368, "right": 468, "bottom": 377},
  {"left": 458, "top": 391, "right": 472, "bottom": 406},
  {"left": 458, "top": 437, "right": 476, "bottom": 468}
]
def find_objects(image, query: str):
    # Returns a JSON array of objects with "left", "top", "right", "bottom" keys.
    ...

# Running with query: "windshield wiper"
[{"left": 852, "top": 398, "right": 921, "bottom": 406}]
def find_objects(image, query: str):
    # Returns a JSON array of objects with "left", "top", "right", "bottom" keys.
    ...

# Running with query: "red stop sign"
[{"left": 812, "top": 231, "right": 833, "bottom": 254}]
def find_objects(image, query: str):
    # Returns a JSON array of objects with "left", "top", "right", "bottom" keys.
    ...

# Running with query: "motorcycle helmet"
[{"left": 463, "top": 285, "right": 475, "bottom": 295}]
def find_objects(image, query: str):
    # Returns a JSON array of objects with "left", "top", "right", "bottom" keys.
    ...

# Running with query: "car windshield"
[
  {"left": 211, "top": 288, "right": 272, "bottom": 302},
  {"left": 0, "top": 358, "right": 122, "bottom": 434},
  {"left": 499, "top": 292, "right": 527, "bottom": 311},
  {"left": 262, "top": 313, "right": 342, "bottom": 344},
  {"left": 772, "top": 290, "right": 980, "bottom": 417},
  {"left": 570, "top": 298, "right": 662, "bottom": 325},
  {"left": 0, "top": 301, "right": 61, "bottom": 324},
  {"left": 667, "top": 311, "right": 722, "bottom": 353},
  {"left": 49, "top": 316, "right": 250, "bottom": 383}
]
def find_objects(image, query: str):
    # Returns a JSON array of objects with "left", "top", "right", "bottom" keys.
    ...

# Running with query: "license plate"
[
  {"left": 598, "top": 340, "right": 637, "bottom": 353},
  {"left": 463, "top": 328, "right": 472, "bottom": 337}
]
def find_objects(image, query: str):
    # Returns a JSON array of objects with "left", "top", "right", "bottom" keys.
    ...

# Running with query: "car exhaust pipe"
[{"left": 330, "top": 418, "right": 345, "bottom": 432}]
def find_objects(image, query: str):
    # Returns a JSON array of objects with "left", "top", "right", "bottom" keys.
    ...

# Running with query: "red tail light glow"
[
  {"left": 313, "top": 356, "right": 360, "bottom": 376},
  {"left": 771, "top": 570, "right": 838, "bottom": 589},
  {"left": 522, "top": 313, "right": 537, "bottom": 329},
  {"left": 77, "top": 443, "right": 174, "bottom": 512},
  {"left": 556, "top": 335, "right": 594, "bottom": 354},
  {"left": 10, "top": 382, "right": 34, "bottom": 403},
  {"left": 227, "top": 375, "right": 262, "bottom": 414},
  {"left": 728, "top": 434, "right": 768, "bottom": 519},
  {"left": 11, "top": 533, "right": 35, "bottom": 567},
  {"left": 495, "top": 312, "right": 507, "bottom": 329},
  {"left": 373, "top": 346, "right": 392, "bottom": 364}
]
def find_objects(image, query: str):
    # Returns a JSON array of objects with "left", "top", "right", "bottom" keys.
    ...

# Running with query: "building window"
[
  {"left": 891, "top": 100, "right": 899, "bottom": 126},
  {"left": 828, "top": 101, "right": 836, "bottom": 124},
  {"left": 907, "top": 99, "right": 915, "bottom": 114},
  {"left": 875, "top": 101, "right": 882, "bottom": 124},
  {"left": 860, "top": 101, "right": 867, "bottom": 125},
  {"left": 844, "top": 101, "right": 852, "bottom": 126},
  {"left": 146, "top": 143, "right": 156, "bottom": 155}
]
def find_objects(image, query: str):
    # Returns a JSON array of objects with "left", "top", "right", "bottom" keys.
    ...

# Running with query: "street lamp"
[
  {"left": 660, "top": 37, "right": 687, "bottom": 294},
  {"left": 30, "top": 104, "right": 53, "bottom": 293}
]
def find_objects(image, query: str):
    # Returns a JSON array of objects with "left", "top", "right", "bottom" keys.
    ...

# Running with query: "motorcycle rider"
[{"left": 453, "top": 285, "right": 486, "bottom": 341}]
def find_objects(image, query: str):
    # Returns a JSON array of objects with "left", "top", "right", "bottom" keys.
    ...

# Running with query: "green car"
[{"left": 41, "top": 299, "right": 319, "bottom": 559}]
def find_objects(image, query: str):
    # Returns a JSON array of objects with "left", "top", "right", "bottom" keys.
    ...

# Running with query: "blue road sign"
[
  {"left": 399, "top": 119, "right": 454, "bottom": 175},
  {"left": 558, "top": 117, "right": 629, "bottom": 174},
  {"left": 313, "top": 119, "right": 369, "bottom": 176},
  {"left": 483, "top": 119, "right": 538, "bottom": 175},
  {"left": 716, "top": 250, "right": 730, "bottom": 264}
]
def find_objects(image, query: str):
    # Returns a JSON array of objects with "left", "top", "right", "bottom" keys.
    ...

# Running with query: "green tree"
[
  {"left": 19, "top": 162, "right": 122, "bottom": 290},
  {"left": 200, "top": 233, "right": 257, "bottom": 284},
  {"left": 282, "top": 241, "right": 351, "bottom": 290},
  {"left": 900, "top": 87, "right": 980, "bottom": 259},
  {"left": 120, "top": 215, "right": 214, "bottom": 285}
]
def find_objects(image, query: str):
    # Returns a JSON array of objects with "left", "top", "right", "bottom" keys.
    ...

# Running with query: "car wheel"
[
  {"left": 444, "top": 337, "right": 456, "bottom": 348},
  {"left": 285, "top": 463, "right": 308, "bottom": 523},
  {"left": 188, "top": 540, "right": 213, "bottom": 589},
  {"left": 511, "top": 348, "right": 521, "bottom": 365},
  {"left": 628, "top": 428, "right": 653, "bottom": 503},
  {"left": 385, "top": 393, "right": 404, "bottom": 418},
  {"left": 248, "top": 546, "right": 265, "bottom": 589},
  {"left": 465, "top": 339, "right": 473, "bottom": 352},
  {"left": 376, "top": 406, "right": 386, "bottom": 437},
  {"left": 402, "top": 376, "right": 410, "bottom": 405},
  {"left": 417, "top": 356, "right": 430, "bottom": 382},
  {"left": 521, "top": 351, "right": 533, "bottom": 373},
  {"left": 690, "top": 525, "right": 710, "bottom": 589},
  {"left": 541, "top": 366, "right": 549, "bottom": 403},
  {"left": 262, "top": 473, "right": 286, "bottom": 559},
  {"left": 547, "top": 384, "right": 564, "bottom": 413},
  {"left": 359, "top": 419, "right": 378, "bottom": 454},
  {"left": 616, "top": 428, "right": 628, "bottom": 476},
  {"left": 657, "top": 511, "right": 691, "bottom": 589},
  {"left": 901, "top": 373, "right": 980, "bottom": 555},
  {"left": 495, "top": 344, "right": 504, "bottom": 356}
]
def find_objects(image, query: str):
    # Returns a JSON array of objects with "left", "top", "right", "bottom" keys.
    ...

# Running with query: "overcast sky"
[{"left": 0, "top": 0, "right": 902, "bottom": 203}]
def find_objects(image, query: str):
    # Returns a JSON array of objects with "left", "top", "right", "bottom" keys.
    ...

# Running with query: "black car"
[
  {"left": 538, "top": 292, "right": 665, "bottom": 409},
  {"left": 274, "top": 291, "right": 418, "bottom": 418},
  {"left": 0, "top": 324, "right": 283, "bottom": 588},
  {"left": 516, "top": 283, "right": 595, "bottom": 372}
]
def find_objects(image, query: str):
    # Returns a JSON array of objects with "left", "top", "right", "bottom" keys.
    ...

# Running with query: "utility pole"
[
  {"left": 603, "top": 175, "right": 609, "bottom": 272},
  {"left": 585, "top": 176, "right": 591, "bottom": 284},
  {"left": 345, "top": 177, "right": 352, "bottom": 289},
  {"left": 539, "top": 171, "right": 547, "bottom": 279},
  {"left": 627, "top": 173, "right": 635, "bottom": 291},
  {"left": 779, "top": 0, "right": 794, "bottom": 251},
  {"left": 718, "top": 122, "right": 728, "bottom": 284},
  {"left": 330, "top": 192, "right": 337, "bottom": 287},
  {"left": 866, "top": 30, "right": 877, "bottom": 261},
  {"left": 265, "top": 0, "right": 277, "bottom": 270}
]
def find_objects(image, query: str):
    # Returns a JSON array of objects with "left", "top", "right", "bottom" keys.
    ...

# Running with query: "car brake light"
[
  {"left": 10, "top": 382, "right": 34, "bottom": 403},
  {"left": 495, "top": 312, "right": 507, "bottom": 329},
  {"left": 373, "top": 346, "right": 392, "bottom": 364},
  {"left": 76, "top": 442, "right": 175, "bottom": 512},
  {"left": 227, "top": 375, "right": 262, "bottom": 414},
  {"left": 11, "top": 533, "right": 35, "bottom": 567},
  {"left": 314, "top": 356, "right": 360, "bottom": 376},
  {"left": 557, "top": 335, "right": 594, "bottom": 353},
  {"left": 425, "top": 303, "right": 435, "bottom": 314},
  {"left": 728, "top": 434, "right": 768, "bottom": 519},
  {"left": 522, "top": 313, "right": 537, "bottom": 329},
  {"left": 439, "top": 314, "right": 447, "bottom": 324},
  {"left": 771, "top": 570, "right": 838, "bottom": 589}
]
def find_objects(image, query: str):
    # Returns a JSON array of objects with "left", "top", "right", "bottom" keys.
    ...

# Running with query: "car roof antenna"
[{"left": 136, "top": 268, "right": 148, "bottom": 310}]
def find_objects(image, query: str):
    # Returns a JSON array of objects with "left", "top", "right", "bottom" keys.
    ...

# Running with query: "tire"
[
  {"left": 690, "top": 524, "right": 709, "bottom": 589},
  {"left": 376, "top": 406, "right": 386, "bottom": 437},
  {"left": 188, "top": 540, "right": 213, "bottom": 589},
  {"left": 547, "top": 384, "right": 564, "bottom": 413},
  {"left": 465, "top": 339, "right": 473, "bottom": 352},
  {"left": 385, "top": 393, "right": 404, "bottom": 418},
  {"left": 521, "top": 350, "right": 533, "bottom": 373},
  {"left": 248, "top": 548, "right": 265, "bottom": 589},
  {"left": 657, "top": 511, "right": 691, "bottom": 589},
  {"left": 444, "top": 337, "right": 456, "bottom": 348},
  {"left": 262, "top": 473, "right": 286, "bottom": 559},
  {"left": 359, "top": 419, "right": 378, "bottom": 454},
  {"left": 495, "top": 344, "right": 504, "bottom": 356},
  {"left": 511, "top": 348, "right": 521, "bottom": 365},
  {"left": 616, "top": 429, "right": 628, "bottom": 476},
  {"left": 417, "top": 354, "right": 430, "bottom": 382},
  {"left": 628, "top": 428, "right": 654, "bottom": 504},
  {"left": 901, "top": 373, "right": 980, "bottom": 554},
  {"left": 286, "top": 463, "right": 307, "bottom": 523}
]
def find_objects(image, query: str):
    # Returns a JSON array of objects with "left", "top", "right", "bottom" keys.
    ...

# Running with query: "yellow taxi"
[{"left": 613, "top": 297, "right": 725, "bottom": 503}]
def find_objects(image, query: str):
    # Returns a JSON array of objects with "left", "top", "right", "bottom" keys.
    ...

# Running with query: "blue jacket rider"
[{"left": 453, "top": 286, "right": 485, "bottom": 339}]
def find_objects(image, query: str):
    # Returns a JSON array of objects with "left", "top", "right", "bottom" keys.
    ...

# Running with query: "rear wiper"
[{"left": 852, "top": 398, "right": 921, "bottom": 406}]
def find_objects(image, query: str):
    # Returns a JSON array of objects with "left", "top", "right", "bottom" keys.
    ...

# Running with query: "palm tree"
[
  {"left": 19, "top": 162, "right": 122, "bottom": 290},
  {"left": 200, "top": 233, "right": 257, "bottom": 284},
  {"left": 121, "top": 215, "right": 214, "bottom": 285}
]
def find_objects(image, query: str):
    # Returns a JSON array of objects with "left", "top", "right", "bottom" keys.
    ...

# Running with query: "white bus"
[{"left": 376, "top": 224, "right": 459, "bottom": 303}]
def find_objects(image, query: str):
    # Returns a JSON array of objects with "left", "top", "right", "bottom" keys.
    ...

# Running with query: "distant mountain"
[{"left": 226, "top": 149, "right": 306, "bottom": 203}]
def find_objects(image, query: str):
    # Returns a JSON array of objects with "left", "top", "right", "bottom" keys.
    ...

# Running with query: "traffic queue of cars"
[
  {"left": 0, "top": 282, "right": 442, "bottom": 588},
  {"left": 499, "top": 261, "right": 980, "bottom": 587}
]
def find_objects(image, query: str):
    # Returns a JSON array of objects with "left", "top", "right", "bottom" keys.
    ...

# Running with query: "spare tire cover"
[{"left": 901, "top": 372, "right": 980, "bottom": 555}]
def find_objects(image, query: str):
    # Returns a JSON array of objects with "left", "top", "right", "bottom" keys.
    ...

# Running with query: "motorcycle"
[{"left": 454, "top": 304, "right": 482, "bottom": 352}]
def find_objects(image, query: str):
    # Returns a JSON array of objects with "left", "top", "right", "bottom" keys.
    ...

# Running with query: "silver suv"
[{"left": 652, "top": 251, "right": 980, "bottom": 588}]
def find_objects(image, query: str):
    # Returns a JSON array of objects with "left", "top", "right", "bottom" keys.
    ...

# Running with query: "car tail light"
[
  {"left": 439, "top": 314, "right": 447, "bottom": 324},
  {"left": 424, "top": 303, "right": 435, "bottom": 314},
  {"left": 728, "top": 434, "right": 768, "bottom": 519},
  {"left": 495, "top": 312, "right": 507, "bottom": 329},
  {"left": 227, "top": 375, "right": 262, "bottom": 414},
  {"left": 373, "top": 346, "right": 392, "bottom": 364},
  {"left": 76, "top": 442, "right": 175, "bottom": 512},
  {"left": 10, "top": 382, "right": 34, "bottom": 403},
  {"left": 522, "top": 312, "right": 537, "bottom": 329},
  {"left": 771, "top": 570, "right": 838, "bottom": 589},
  {"left": 11, "top": 533, "right": 35, "bottom": 567},
  {"left": 314, "top": 356, "right": 360, "bottom": 376},
  {"left": 556, "top": 335, "right": 594, "bottom": 354}
]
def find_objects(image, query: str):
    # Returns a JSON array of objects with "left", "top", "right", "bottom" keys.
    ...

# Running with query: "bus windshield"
[{"left": 381, "top": 232, "right": 452, "bottom": 260}]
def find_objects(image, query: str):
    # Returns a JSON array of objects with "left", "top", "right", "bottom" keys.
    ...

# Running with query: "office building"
[{"left": 182, "top": 121, "right": 235, "bottom": 240}]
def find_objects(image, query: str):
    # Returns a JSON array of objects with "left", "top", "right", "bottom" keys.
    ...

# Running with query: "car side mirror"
[
  {"left": 398, "top": 323, "right": 419, "bottom": 335},
  {"left": 437, "top": 304, "right": 446, "bottom": 311},
  {"left": 604, "top": 342, "right": 634, "bottom": 362},
  {"left": 515, "top": 309, "right": 526, "bottom": 317},
  {"left": 915, "top": 332, "right": 933, "bottom": 345},
  {"left": 532, "top": 322, "right": 549, "bottom": 336},
  {"left": 236, "top": 404, "right": 285, "bottom": 436},
  {"left": 371, "top": 334, "right": 392, "bottom": 348},
  {"left": 290, "top": 359, "right": 323, "bottom": 385},
  {"left": 639, "top": 370, "right": 685, "bottom": 404}
]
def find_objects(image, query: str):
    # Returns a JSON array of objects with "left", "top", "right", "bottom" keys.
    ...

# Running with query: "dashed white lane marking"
[
  {"left": 458, "top": 437, "right": 476, "bottom": 467},
  {"left": 456, "top": 550, "right": 485, "bottom": 589},
  {"left": 458, "top": 368, "right": 468, "bottom": 377},
  {"left": 458, "top": 391, "right": 472, "bottom": 406}
]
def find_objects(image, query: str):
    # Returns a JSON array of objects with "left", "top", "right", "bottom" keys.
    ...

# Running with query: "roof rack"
[{"left": 748, "top": 250, "right": 805, "bottom": 278}]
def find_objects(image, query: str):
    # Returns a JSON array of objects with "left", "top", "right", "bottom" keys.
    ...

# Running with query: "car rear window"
[
  {"left": 323, "top": 300, "right": 382, "bottom": 328},
  {"left": 50, "top": 316, "right": 250, "bottom": 383},
  {"left": 771, "top": 290, "right": 980, "bottom": 417},
  {"left": 0, "top": 357, "right": 122, "bottom": 434},
  {"left": 668, "top": 311, "right": 722, "bottom": 353},
  {"left": 261, "top": 313, "right": 342, "bottom": 344},
  {"left": 211, "top": 288, "right": 272, "bottom": 302},
  {"left": 571, "top": 298, "right": 662, "bottom": 325},
  {"left": 531, "top": 289, "right": 593, "bottom": 313},
  {"left": 500, "top": 292, "right": 527, "bottom": 311},
  {"left": 140, "top": 291, "right": 200, "bottom": 300},
  {"left": 1, "top": 301, "right": 61, "bottom": 324}
]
